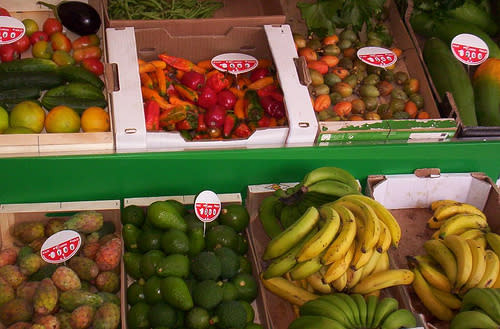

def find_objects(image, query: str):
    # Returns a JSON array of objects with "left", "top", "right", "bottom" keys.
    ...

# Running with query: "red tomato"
[
  {"left": 30, "top": 31, "right": 49, "bottom": 45},
  {"left": 0, "top": 44, "right": 20, "bottom": 62},
  {"left": 42, "top": 18, "right": 63, "bottom": 36},
  {"left": 81, "top": 58, "right": 104, "bottom": 76},
  {"left": 72, "top": 46, "right": 101, "bottom": 63},
  {"left": 13, "top": 35, "right": 31, "bottom": 53},
  {"left": 32, "top": 40, "right": 53, "bottom": 59},
  {"left": 50, "top": 32, "right": 72, "bottom": 52},
  {"left": 0, "top": 7, "right": 10, "bottom": 16}
]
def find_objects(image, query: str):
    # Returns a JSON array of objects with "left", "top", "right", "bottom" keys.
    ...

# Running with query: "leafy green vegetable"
[{"left": 296, "top": 1, "right": 342, "bottom": 37}]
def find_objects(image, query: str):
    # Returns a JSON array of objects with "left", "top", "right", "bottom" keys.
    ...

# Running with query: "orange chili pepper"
[
  {"left": 229, "top": 87, "right": 245, "bottom": 99},
  {"left": 237, "top": 76, "right": 251, "bottom": 90},
  {"left": 156, "top": 67, "right": 168, "bottom": 96},
  {"left": 307, "top": 60, "right": 329, "bottom": 75},
  {"left": 314, "top": 94, "right": 331, "bottom": 112},
  {"left": 140, "top": 72, "right": 154, "bottom": 89},
  {"left": 257, "top": 59, "right": 272, "bottom": 69},
  {"left": 247, "top": 76, "right": 274, "bottom": 90},
  {"left": 139, "top": 62, "right": 156, "bottom": 74},
  {"left": 234, "top": 97, "right": 247, "bottom": 120},
  {"left": 141, "top": 86, "right": 173, "bottom": 110},
  {"left": 158, "top": 54, "right": 206, "bottom": 74},
  {"left": 173, "top": 83, "right": 198, "bottom": 103},
  {"left": 169, "top": 95, "right": 193, "bottom": 107},
  {"left": 138, "top": 59, "right": 146, "bottom": 65},
  {"left": 197, "top": 59, "right": 213, "bottom": 70},
  {"left": 175, "top": 69, "right": 185, "bottom": 80},
  {"left": 150, "top": 60, "right": 167, "bottom": 69}
]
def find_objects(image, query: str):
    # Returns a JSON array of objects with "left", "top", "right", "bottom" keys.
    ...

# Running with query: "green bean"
[{"left": 108, "top": 0, "right": 223, "bottom": 20}]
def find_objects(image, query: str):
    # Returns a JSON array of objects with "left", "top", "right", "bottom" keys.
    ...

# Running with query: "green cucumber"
[
  {"left": 58, "top": 65, "right": 105, "bottom": 90},
  {"left": 0, "top": 71, "right": 64, "bottom": 91},
  {"left": 45, "top": 82, "right": 105, "bottom": 100},
  {"left": 40, "top": 95, "right": 107, "bottom": 114},
  {"left": 423, "top": 37, "right": 478, "bottom": 127},
  {"left": 0, "top": 58, "right": 58, "bottom": 73},
  {"left": 0, "top": 87, "right": 41, "bottom": 101}
]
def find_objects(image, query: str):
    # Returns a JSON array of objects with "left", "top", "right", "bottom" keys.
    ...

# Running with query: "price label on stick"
[
  {"left": 194, "top": 190, "right": 221, "bottom": 223},
  {"left": 211, "top": 53, "right": 258, "bottom": 75},
  {"left": 40, "top": 230, "right": 81, "bottom": 264},
  {"left": 0, "top": 16, "right": 25, "bottom": 44},
  {"left": 357, "top": 47, "right": 397, "bottom": 68},
  {"left": 451, "top": 33, "right": 489, "bottom": 66}
]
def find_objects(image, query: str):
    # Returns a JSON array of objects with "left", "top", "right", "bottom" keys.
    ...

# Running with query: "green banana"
[
  {"left": 320, "top": 294, "right": 357, "bottom": 328},
  {"left": 450, "top": 310, "right": 499, "bottom": 329},
  {"left": 290, "top": 255, "right": 323, "bottom": 281},
  {"left": 372, "top": 297, "right": 399, "bottom": 328},
  {"left": 486, "top": 232, "right": 500, "bottom": 257},
  {"left": 288, "top": 315, "right": 348, "bottom": 329},
  {"left": 280, "top": 204, "right": 303, "bottom": 229},
  {"left": 302, "top": 167, "right": 359, "bottom": 191},
  {"left": 262, "top": 229, "right": 317, "bottom": 279},
  {"left": 304, "top": 179, "right": 361, "bottom": 198},
  {"left": 258, "top": 195, "right": 283, "bottom": 238},
  {"left": 461, "top": 288, "right": 500, "bottom": 323},
  {"left": 366, "top": 294, "right": 379, "bottom": 328},
  {"left": 352, "top": 294, "right": 367, "bottom": 328},
  {"left": 299, "top": 298, "right": 351, "bottom": 328},
  {"left": 263, "top": 206, "right": 319, "bottom": 260},
  {"left": 380, "top": 309, "right": 417, "bottom": 329},
  {"left": 424, "top": 239, "right": 458, "bottom": 286},
  {"left": 337, "top": 293, "right": 361, "bottom": 328}
]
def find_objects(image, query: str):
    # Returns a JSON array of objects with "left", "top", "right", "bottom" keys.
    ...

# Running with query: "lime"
[
  {"left": 122, "top": 205, "right": 145, "bottom": 227},
  {"left": 0, "top": 106, "right": 8, "bottom": 133},
  {"left": 147, "top": 201, "right": 187, "bottom": 231},
  {"left": 160, "top": 229, "right": 190, "bottom": 255},
  {"left": 127, "top": 281, "right": 145, "bottom": 306},
  {"left": 219, "top": 204, "right": 250, "bottom": 232},
  {"left": 185, "top": 307, "right": 210, "bottom": 329},
  {"left": 148, "top": 302, "right": 176, "bottom": 328},
  {"left": 10, "top": 100, "right": 45, "bottom": 133}
]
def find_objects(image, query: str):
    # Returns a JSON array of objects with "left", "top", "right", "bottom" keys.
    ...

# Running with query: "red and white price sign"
[
  {"left": 357, "top": 47, "right": 397, "bottom": 68},
  {"left": 451, "top": 33, "right": 489, "bottom": 66},
  {"left": 0, "top": 16, "right": 25, "bottom": 44},
  {"left": 211, "top": 53, "right": 258, "bottom": 75},
  {"left": 194, "top": 190, "right": 221, "bottom": 223},
  {"left": 40, "top": 230, "right": 81, "bottom": 264}
]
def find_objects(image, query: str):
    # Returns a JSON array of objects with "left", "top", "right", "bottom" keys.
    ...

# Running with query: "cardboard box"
[
  {"left": 366, "top": 168, "right": 500, "bottom": 328},
  {"left": 123, "top": 193, "right": 271, "bottom": 329},
  {"left": 315, "top": 0, "right": 457, "bottom": 146},
  {"left": 106, "top": 24, "right": 318, "bottom": 152},
  {"left": 0, "top": 0, "right": 115, "bottom": 156},
  {"left": 404, "top": 0, "right": 500, "bottom": 139},
  {"left": 102, "top": 0, "right": 285, "bottom": 36},
  {"left": 0, "top": 199, "right": 122, "bottom": 329}
]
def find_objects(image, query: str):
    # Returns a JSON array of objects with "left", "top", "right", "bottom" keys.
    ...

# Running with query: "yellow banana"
[
  {"left": 297, "top": 205, "right": 341, "bottom": 262},
  {"left": 290, "top": 255, "right": 323, "bottom": 281},
  {"left": 350, "top": 269, "right": 414, "bottom": 295},
  {"left": 346, "top": 267, "right": 364, "bottom": 290},
  {"left": 306, "top": 271, "right": 331, "bottom": 294},
  {"left": 443, "top": 234, "right": 473, "bottom": 291},
  {"left": 322, "top": 204, "right": 357, "bottom": 264},
  {"left": 427, "top": 215, "right": 445, "bottom": 229},
  {"left": 372, "top": 251, "right": 390, "bottom": 273},
  {"left": 331, "top": 271, "right": 348, "bottom": 292},
  {"left": 323, "top": 240, "right": 356, "bottom": 283},
  {"left": 408, "top": 255, "right": 452, "bottom": 292},
  {"left": 459, "top": 228, "right": 485, "bottom": 240},
  {"left": 351, "top": 246, "right": 375, "bottom": 271},
  {"left": 439, "top": 214, "right": 489, "bottom": 239},
  {"left": 364, "top": 289, "right": 381, "bottom": 298},
  {"left": 424, "top": 239, "right": 458, "bottom": 285},
  {"left": 474, "top": 235, "right": 487, "bottom": 250},
  {"left": 476, "top": 249, "right": 500, "bottom": 288},
  {"left": 260, "top": 273, "right": 318, "bottom": 306},
  {"left": 429, "top": 285, "right": 462, "bottom": 309},
  {"left": 431, "top": 229, "right": 441, "bottom": 239},
  {"left": 485, "top": 232, "right": 500, "bottom": 257},
  {"left": 433, "top": 202, "right": 487, "bottom": 221},
  {"left": 375, "top": 220, "right": 392, "bottom": 253},
  {"left": 462, "top": 239, "right": 486, "bottom": 292},
  {"left": 411, "top": 267, "right": 454, "bottom": 321},
  {"left": 430, "top": 199, "right": 461, "bottom": 211},
  {"left": 493, "top": 272, "right": 500, "bottom": 288},
  {"left": 360, "top": 250, "right": 382, "bottom": 280}
]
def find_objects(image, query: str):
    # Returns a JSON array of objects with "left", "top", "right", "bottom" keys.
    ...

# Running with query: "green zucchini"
[
  {"left": 41, "top": 95, "right": 107, "bottom": 114},
  {"left": 0, "top": 71, "right": 64, "bottom": 91},
  {"left": 57, "top": 65, "right": 105, "bottom": 90},
  {"left": 0, "top": 58, "right": 58, "bottom": 73},
  {"left": 0, "top": 87, "right": 41, "bottom": 101},
  {"left": 423, "top": 37, "right": 478, "bottom": 127}
]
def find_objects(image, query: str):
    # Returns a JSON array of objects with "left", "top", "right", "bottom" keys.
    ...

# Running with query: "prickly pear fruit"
[
  {"left": 70, "top": 305, "right": 95, "bottom": 329},
  {"left": 59, "top": 290, "right": 103, "bottom": 312},
  {"left": 96, "top": 292, "right": 120, "bottom": 306},
  {"left": 16, "top": 281, "right": 40, "bottom": 302},
  {"left": 45, "top": 219, "right": 66, "bottom": 237},
  {"left": 95, "top": 237, "right": 121, "bottom": 271},
  {"left": 13, "top": 222, "right": 45, "bottom": 244},
  {"left": 0, "top": 248, "right": 18, "bottom": 267},
  {"left": 0, "top": 298, "right": 33, "bottom": 326},
  {"left": 29, "top": 237, "right": 46, "bottom": 252},
  {"left": 19, "top": 253, "right": 44, "bottom": 276},
  {"left": 0, "top": 277, "right": 15, "bottom": 306},
  {"left": 64, "top": 211, "right": 103, "bottom": 234},
  {"left": 93, "top": 302, "right": 120, "bottom": 329},
  {"left": 81, "top": 241, "right": 100, "bottom": 260},
  {"left": 56, "top": 312, "right": 72, "bottom": 329},
  {"left": 68, "top": 257, "right": 99, "bottom": 281},
  {"left": 0, "top": 264, "right": 27, "bottom": 288},
  {"left": 51, "top": 266, "right": 81, "bottom": 292},
  {"left": 33, "top": 278, "right": 58, "bottom": 315},
  {"left": 30, "top": 324, "right": 46, "bottom": 329},
  {"left": 7, "top": 322, "right": 32, "bottom": 329},
  {"left": 34, "top": 314, "right": 60, "bottom": 329},
  {"left": 95, "top": 271, "right": 119, "bottom": 293}
]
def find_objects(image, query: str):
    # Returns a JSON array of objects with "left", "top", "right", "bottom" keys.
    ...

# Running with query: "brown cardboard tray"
[
  {"left": 366, "top": 168, "right": 500, "bottom": 329},
  {"left": 123, "top": 193, "right": 271, "bottom": 329},
  {"left": 0, "top": 199, "right": 122, "bottom": 329}
]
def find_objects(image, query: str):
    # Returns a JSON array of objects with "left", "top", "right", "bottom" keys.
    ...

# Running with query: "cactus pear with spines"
[
  {"left": 64, "top": 211, "right": 103, "bottom": 234},
  {"left": 30, "top": 324, "right": 46, "bottom": 329},
  {"left": 95, "top": 271, "right": 119, "bottom": 293},
  {"left": 0, "top": 248, "right": 18, "bottom": 267},
  {"left": 0, "top": 264, "right": 27, "bottom": 288},
  {"left": 92, "top": 302, "right": 120, "bottom": 329},
  {"left": 95, "top": 237, "right": 121, "bottom": 271},
  {"left": 96, "top": 292, "right": 120, "bottom": 306},
  {"left": 58, "top": 290, "right": 103, "bottom": 312},
  {"left": 70, "top": 305, "right": 95, "bottom": 329},
  {"left": 0, "top": 277, "right": 15, "bottom": 306},
  {"left": 55, "top": 312, "right": 72, "bottom": 329},
  {"left": 29, "top": 237, "right": 47, "bottom": 252},
  {"left": 13, "top": 222, "right": 45, "bottom": 244},
  {"left": 81, "top": 241, "right": 100, "bottom": 260},
  {"left": 19, "top": 253, "right": 44, "bottom": 275},
  {"left": 68, "top": 257, "right": 99, "bottom": 281},
  {"left": 33, "top": 278, "right": 58, "bottom": 315},
  {"left": 7, "top": 322, "right": 32, "bottom": 329},
  {"left": 51, "top": 266, "right": 81, "bottom": 292},
  {"left": 34, "top": 314, "right": 60, "bottom": 329},
  {"left": 16, "top": 281, "right": 41, "bottom": 302},
  {"left": 0, "top": 298, "right": 33, "bottom": 326},
  {"left": 44, "top": 219, "right": 66, "bottom": 237}
]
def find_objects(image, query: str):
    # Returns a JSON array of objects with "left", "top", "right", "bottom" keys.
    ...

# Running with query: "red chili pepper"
[
  {"left": 234, "top": 122, "right": 252, "bottom": 138},
  {"left": 198, "top": 86, "right": 217, "bottom": 110},
  {"left": 180, "top": 71, "right": 205, "bottom": 90},
  {"left": 257, "top": 85, "right": 284, "bottom": 103},
  {"left": 259, "top": 96, "right": 286, "bottom": 119},
  {"left": 176, "top": 119, "right": 193, "bottom": 130},
  {"left": 250, "top": 68, "right": 270, "bottom": 82},
  {"left": 223, "top": 113, "right": 238, "bottom": 138},
  {"left": 144, "top": 100, "right": 160, "bottom": 131},
  {"left": 257, "top": 115, "right": 271, "bottom": 127},
  {"left": 158, "top": 54, "right": 205, "bottom": 74},
  {"left": 197, "top": 112, "right": 207, "bottom": 132},
  {"left": 206, "top": 71, "right": 230, "bottom": 93}
]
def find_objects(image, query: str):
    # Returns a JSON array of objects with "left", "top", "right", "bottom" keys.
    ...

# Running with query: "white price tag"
[
  {"left": 451, "top": 33, "right": 489, "bottom": 65},
  {"left": 194, "top": 190, "right": 221, "bottom": 223},
  {"left": 0, "top": 16, "right": 25, "bottom": 44},
  {"left": 40, "top": 230, "right": 81, "bottom": 264},
  {"left": 211, "top": 53, "right": 258, "bottom": 75},
  {"left": 357, "top": 47, "right": 397, "bottom": 68}
]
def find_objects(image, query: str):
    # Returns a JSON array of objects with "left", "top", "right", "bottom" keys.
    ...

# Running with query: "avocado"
[
  {"left": 205, "top": 225, "right": 238, "bottom": 251},
  {"left": 191, "top": 251, "right": 222, "bottom": 281},
  {"left": 215, "top": 247, "right": 240, "bottom": 280},
  {"left": 192, "top": 280, "right": 223, "bottom": 310},
  {"left": 214, "top": 300, "right": 247, "bottom": 329}
]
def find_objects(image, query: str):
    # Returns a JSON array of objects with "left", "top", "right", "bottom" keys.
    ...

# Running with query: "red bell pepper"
[
  {"left": 234, "top": 122, "right": 252, "bottom": 138},
  {"left": 250, "top": 67, "right": 270, "bottom": 82},
  {"left": 180, "top": 71, "right": 205, "bottom": 90},
  {"left": 257, "top": 84, "right": 284, "bottom": 102},
  {"left": 223, "top": 113, "right": 238, "bottom": 138},
  {"left": 198, "top": 86, "right": 217, "bottom": 110},
  {"left": 259, "top": 95, "right": 286, "bottom": 119},
  {"left": 206, "top": 71, "right": 230, "bottom": 93},
  {"left": 144, "top": 100, "right": 160, "bottom": 131}
]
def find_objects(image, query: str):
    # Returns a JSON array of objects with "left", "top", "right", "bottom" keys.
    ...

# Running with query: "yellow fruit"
[
  {"left": 45, "top": 106, "right": 81, "bottom": 133},
  {"left": 10, "top": 101, "right": 45, "bottom": 133},
  {"left": 0, "top": 106, "right": 8, "bottom": 133},
  {"left": 81, "top": 107, "right": 110, "bottom": 132}
]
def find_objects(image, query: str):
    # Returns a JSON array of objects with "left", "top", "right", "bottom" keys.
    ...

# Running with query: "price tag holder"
[
  {"left": 194, "top": 190, "right": 221, "bottom": 235},
  {"left": 211, "top": 53, "right": 258, "bottom": 75},
  {"left": 40, "top": 230, "right": 81, "bottom": 264},
  {"left": 451, "top": 33, "right": 489, "bottom": 66},
  {"left": 0, "top": 16, "right": 25, "bottom": 44},
  {"left": 357, "top": 47, "right": 397, "bottom": 68}
]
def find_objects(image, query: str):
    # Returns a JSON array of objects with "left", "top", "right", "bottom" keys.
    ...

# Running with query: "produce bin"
[
  {"left": 106, "top": 24, "right": 317, "bottom": 152},
  {"left": 313, "top": 0, "right": 457, "bottom": 145},
  {"left": 0, "top": 0, "right": 115, "bottom": 156},
  {"left": 403, "top": 0, "right": 500, "bottom": 139},
  {"left": 123, "top": 193, "right": 271, "bottom": 329},
  {"left": 366, "top": 168, "right": 500, "bottom": 329}
]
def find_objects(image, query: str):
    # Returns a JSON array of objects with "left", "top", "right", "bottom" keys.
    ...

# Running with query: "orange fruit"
[
  {"left": 45, "top": 105, "right": 80, "bottom": 133},
  {"left": 81, "top": 107, "right": 110, "bottom": 132},
  {"left": 10, "top": 101, "right": 46, "bottom": 133}
]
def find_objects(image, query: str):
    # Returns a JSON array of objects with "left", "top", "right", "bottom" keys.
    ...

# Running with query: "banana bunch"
[
  {"left": 450, "top": 288, "right": 500, "bottom": 329},
  {"left": 288, "top": 293, "right": 417, "bottom": 329},
  {"left": 259, "top": 167, "right": 361, "bottom": 239},
  {"left": 261, "top": 193, "right": 412, "bottom": 299}
]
